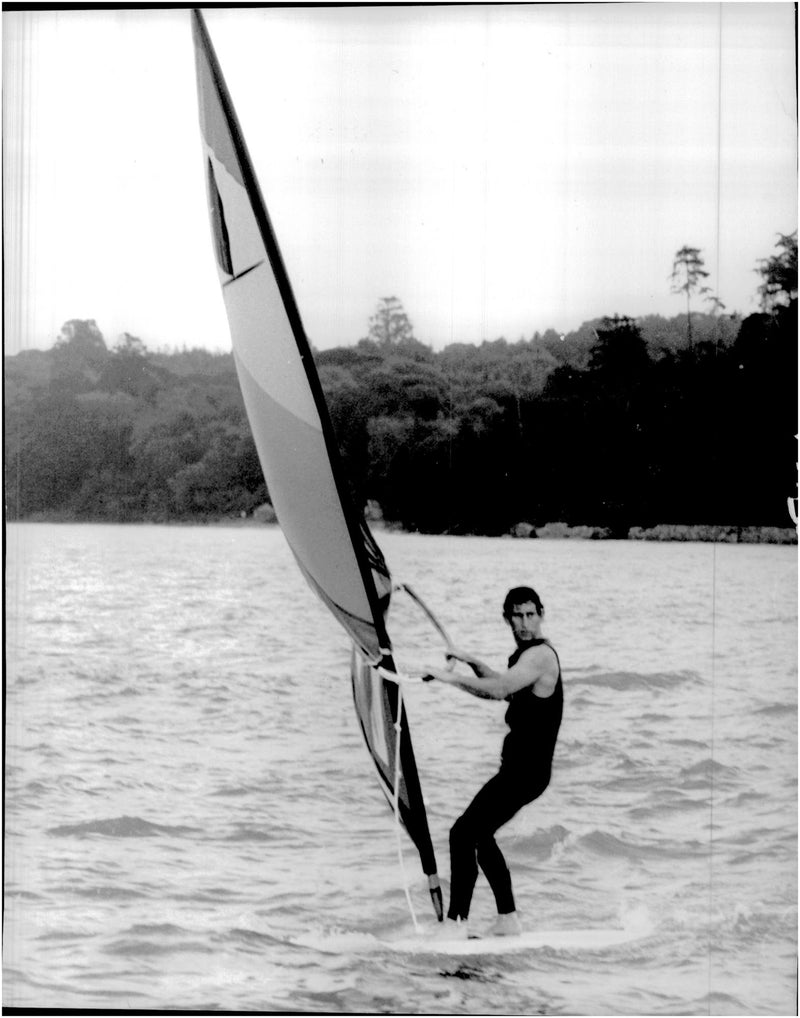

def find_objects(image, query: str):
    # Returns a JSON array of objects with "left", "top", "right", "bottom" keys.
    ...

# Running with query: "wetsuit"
[{"left": 447, "top": 638, "right": 563, "bottom": 921}]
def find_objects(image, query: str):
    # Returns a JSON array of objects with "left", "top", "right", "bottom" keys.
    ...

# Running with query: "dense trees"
[
  {"left": 5, "top": 334, "right": 263, "bottom": 523},
  {"left": 6, "top": 246, "right": 797, "bottom": 536}
]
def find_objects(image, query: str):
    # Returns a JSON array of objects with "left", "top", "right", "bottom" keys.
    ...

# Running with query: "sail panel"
[
  {"left": 195, "top": 37, "right": 244, "bottom": 187},
  {"left": 351, "top": 651, "right": 438, "bottom": 877},
  {"left": 351, "top": 660, "right": 397, "bottom": 781},
  {"left": 192, "top": 11, "right": 388, "bottom": 662},
  {"left": 234, "top": 353, "right": 384, "bottom": 649},
  {"left": 208, "top": 156, "right": 319, "bottom": 431}
]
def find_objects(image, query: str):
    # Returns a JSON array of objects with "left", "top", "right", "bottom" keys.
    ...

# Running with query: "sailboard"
[
  {"left": 191, "top": 9, "right": 443, "bottom": 920},
  {"left": 293, "top": 918, "right": 653, "bottom": 956},
  {"left": 386, "top": 924, "right": 652, "bottom": 956}
]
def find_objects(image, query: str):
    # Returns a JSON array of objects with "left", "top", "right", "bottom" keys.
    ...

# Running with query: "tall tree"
[
  {"left": 54, "top": 319, "right": 108, "bottom": 361},
  {"left": 114, "top": 332, "right": 148, "bottom": 358},
  {"left": 670, "top": 246, "right": 710, "bottom": 346},
  {"left": 756, "top": 230, "right": 798, "bottom": 312},
  {"left": 51, "top": 318, "right": 110, "bottom": 391},
  {"left": 364, "top": 296, "right": 416, "bottom": 347}
]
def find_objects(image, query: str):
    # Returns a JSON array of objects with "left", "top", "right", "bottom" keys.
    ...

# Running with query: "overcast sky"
[{"left": 3, "top": 3, "right": 797, "bottom": 355}]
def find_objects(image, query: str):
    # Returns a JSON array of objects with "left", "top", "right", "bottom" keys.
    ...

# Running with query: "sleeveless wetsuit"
[
  {"left": 447, "top": 639, "right": 563, "bottom": 921},
  {"left": 502, "top": 640, "right": 563, "bottom": 780}
]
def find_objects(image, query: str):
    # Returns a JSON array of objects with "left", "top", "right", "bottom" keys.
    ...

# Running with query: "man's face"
[{"left": 507, "top": 601, "right": 542, "bottom": 643}]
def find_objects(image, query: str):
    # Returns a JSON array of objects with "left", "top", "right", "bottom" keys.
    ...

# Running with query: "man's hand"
[
  {"left": 446, "top": 647, "right": 493, "bottom": 679},
  {"left": 419, "top": 666, "right": 455, "bottom": 684}
]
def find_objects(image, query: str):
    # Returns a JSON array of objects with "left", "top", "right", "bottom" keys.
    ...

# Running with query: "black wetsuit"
[{"left": 447, "top": 639, "right": 563, "bottom": 921}]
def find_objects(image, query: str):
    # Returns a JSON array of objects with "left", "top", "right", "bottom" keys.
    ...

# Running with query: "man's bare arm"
[
  {"left": 424, "top": 644, "right": 556, "bottom": 700},
  {"left": 445, "top": 676, "right": 498, "bottom": 699}
]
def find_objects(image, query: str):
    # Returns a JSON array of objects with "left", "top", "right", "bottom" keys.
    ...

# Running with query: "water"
[{"left": 4, "top": 523, "right": 797, "bottom": 1014}]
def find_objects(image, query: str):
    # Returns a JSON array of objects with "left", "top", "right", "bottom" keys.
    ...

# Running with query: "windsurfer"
[{"left": 421, "top": 586, "right": 563, "bottom": 938}]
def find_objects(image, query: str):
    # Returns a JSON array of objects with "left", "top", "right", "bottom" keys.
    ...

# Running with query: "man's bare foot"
[{"left": 486, "top": 911, "right": 523, "bottom": 937}]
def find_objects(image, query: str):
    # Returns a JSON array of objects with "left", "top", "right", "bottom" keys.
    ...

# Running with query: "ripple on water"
[
  {"left": 47, "top": 816, "right": 201, "bottom": 839},
  {"left": 567, "top": 670, "right": 702, "bottom": 692}
]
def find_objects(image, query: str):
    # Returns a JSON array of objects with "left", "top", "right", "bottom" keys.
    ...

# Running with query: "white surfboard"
[
  {"left": 389, "top": 925, "right": 647, "bottom": 955},
  {"left": 295, "top": 921, "right": 650, "bottom": 957}
]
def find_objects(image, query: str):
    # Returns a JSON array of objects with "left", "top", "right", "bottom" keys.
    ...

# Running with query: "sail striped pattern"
[{"left": 191, "top": 11, "right": 441, "bottom": 908}]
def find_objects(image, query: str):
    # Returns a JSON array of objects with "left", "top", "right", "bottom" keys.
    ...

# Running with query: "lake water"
[{"left": 4, "top": 523, "right": 797, "bottom": 1014}]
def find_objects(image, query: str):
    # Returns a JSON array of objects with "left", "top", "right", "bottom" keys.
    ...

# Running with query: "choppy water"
[{"left": 4, "top": 523, "right": 797, "bottom": 1014}]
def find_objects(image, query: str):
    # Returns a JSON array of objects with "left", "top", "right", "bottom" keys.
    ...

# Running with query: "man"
[{"left": 422, "top": 585, "right": 563, "bottom": 938}]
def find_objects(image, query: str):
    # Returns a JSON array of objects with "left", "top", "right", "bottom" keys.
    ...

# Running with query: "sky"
[{"left": 3, "top": 3, "right": 797, "bottom": 355}]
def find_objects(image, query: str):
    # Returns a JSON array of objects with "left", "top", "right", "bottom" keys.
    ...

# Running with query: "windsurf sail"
[{"left": 191, "top": 9, "right": 442, "bottom": 919}]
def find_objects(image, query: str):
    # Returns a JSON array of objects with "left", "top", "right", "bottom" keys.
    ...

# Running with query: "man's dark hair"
[{"left": 502, "top": 586, "right": 544, "bottom": 620}]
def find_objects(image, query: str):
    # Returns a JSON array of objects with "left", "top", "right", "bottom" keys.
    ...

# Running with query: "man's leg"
[
  {"left": 447, "top": 772, "right": 526, "bottom": 921},
  {"left": 447, "top": 816, "right": 478, "bottom": 921},
  {"left": 477, "top": 772, "right": 550, "bottom": 912},
  {"left": 476, "top": 836, "right": 515, "bottom": 914}
]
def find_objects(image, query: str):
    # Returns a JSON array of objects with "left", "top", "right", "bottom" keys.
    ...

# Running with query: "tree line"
[{"left": 5, "top": 236, "right": 797, "bottom": 537}]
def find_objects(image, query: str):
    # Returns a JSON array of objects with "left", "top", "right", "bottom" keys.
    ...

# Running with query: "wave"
[
  {"left": 211, "top": 783, "right": 272, "bottom": 798},
  {"left": 126, "top": 923, "right": 189, "bottom": 936},
  {"left": 224, "top": 824, "right": 284, "bottom": 843},
  {"left": 48, "top": 815, "right": 200, "bottom": 839},
  {"left": 567, "top": 670, "right": 701, "bottom": 692},
  {"left": 576, "top": 829, "right": 707, "bottom": 860},
  {"left": 8, "top": 671, "right": 46, "bottom": 689},
  {"left": 70, "top": 685, "right": 142, "bottom": 703},
  {"left": 5, "top": 889, "right": 44, "bottom": 901},
  {"left": 668, "top": 738, "right": 710, "bottom": 750},
  {"left": 666, "top": 900, "right": 797, "bottom": 940},
  {"left": 227, "top": 926, "right": 299, "bottom": 949},
  {"left": 678, "top": 758, "right": 740, "bottom": 789},
  {"left": 71, "top": 885, "right": 148, "bottom": 900},
  {"left": 103, "top": 937, "right": 214, "bottom": 957},
  {"left": 515, "top": 824, "right": 709, "bottom": 864},
  {"left": 686, "top": 992, "right": 751, "bottom": 1014},
  {"left": 35, "top": 930, "right": 95, "bottom": 942},
  {"left": 510, "top": 824, "right": 571, "bottom": 860},
  {"left": 628, "top": 794, "right": 709, "bottom": 820},
  {"left": 18, "top": 780, "right": 50, "bottom": 798},
  {"left": 754, "top": 702, "right": 796, "bottom": 717},
  {"left": 724, "top": 790, "right": 763, "bottom": 807}
]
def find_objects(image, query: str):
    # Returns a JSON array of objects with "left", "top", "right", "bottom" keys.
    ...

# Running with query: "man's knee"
[
  {"left": 450, "top": 813, "right": 475, "bottom": 850},
  {"left": 476, "top": 836, "right": 506, "bottom": 870}
]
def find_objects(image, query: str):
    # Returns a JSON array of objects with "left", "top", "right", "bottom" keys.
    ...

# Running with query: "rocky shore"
[
  {"left": 13, "top": 508, "right": 797, "bottom": 544},
  {"left": 509, "top": 520, "right": 797, "bottom": 543}
]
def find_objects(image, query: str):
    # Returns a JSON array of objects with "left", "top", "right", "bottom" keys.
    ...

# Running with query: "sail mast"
[{"left": 191, "top": 8, "right": 442, "bottom": 919}]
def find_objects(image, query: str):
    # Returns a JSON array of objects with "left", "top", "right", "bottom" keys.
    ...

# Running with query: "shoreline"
[{"left": 8, "top": 514, "right": 797, "bottom": 544}]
